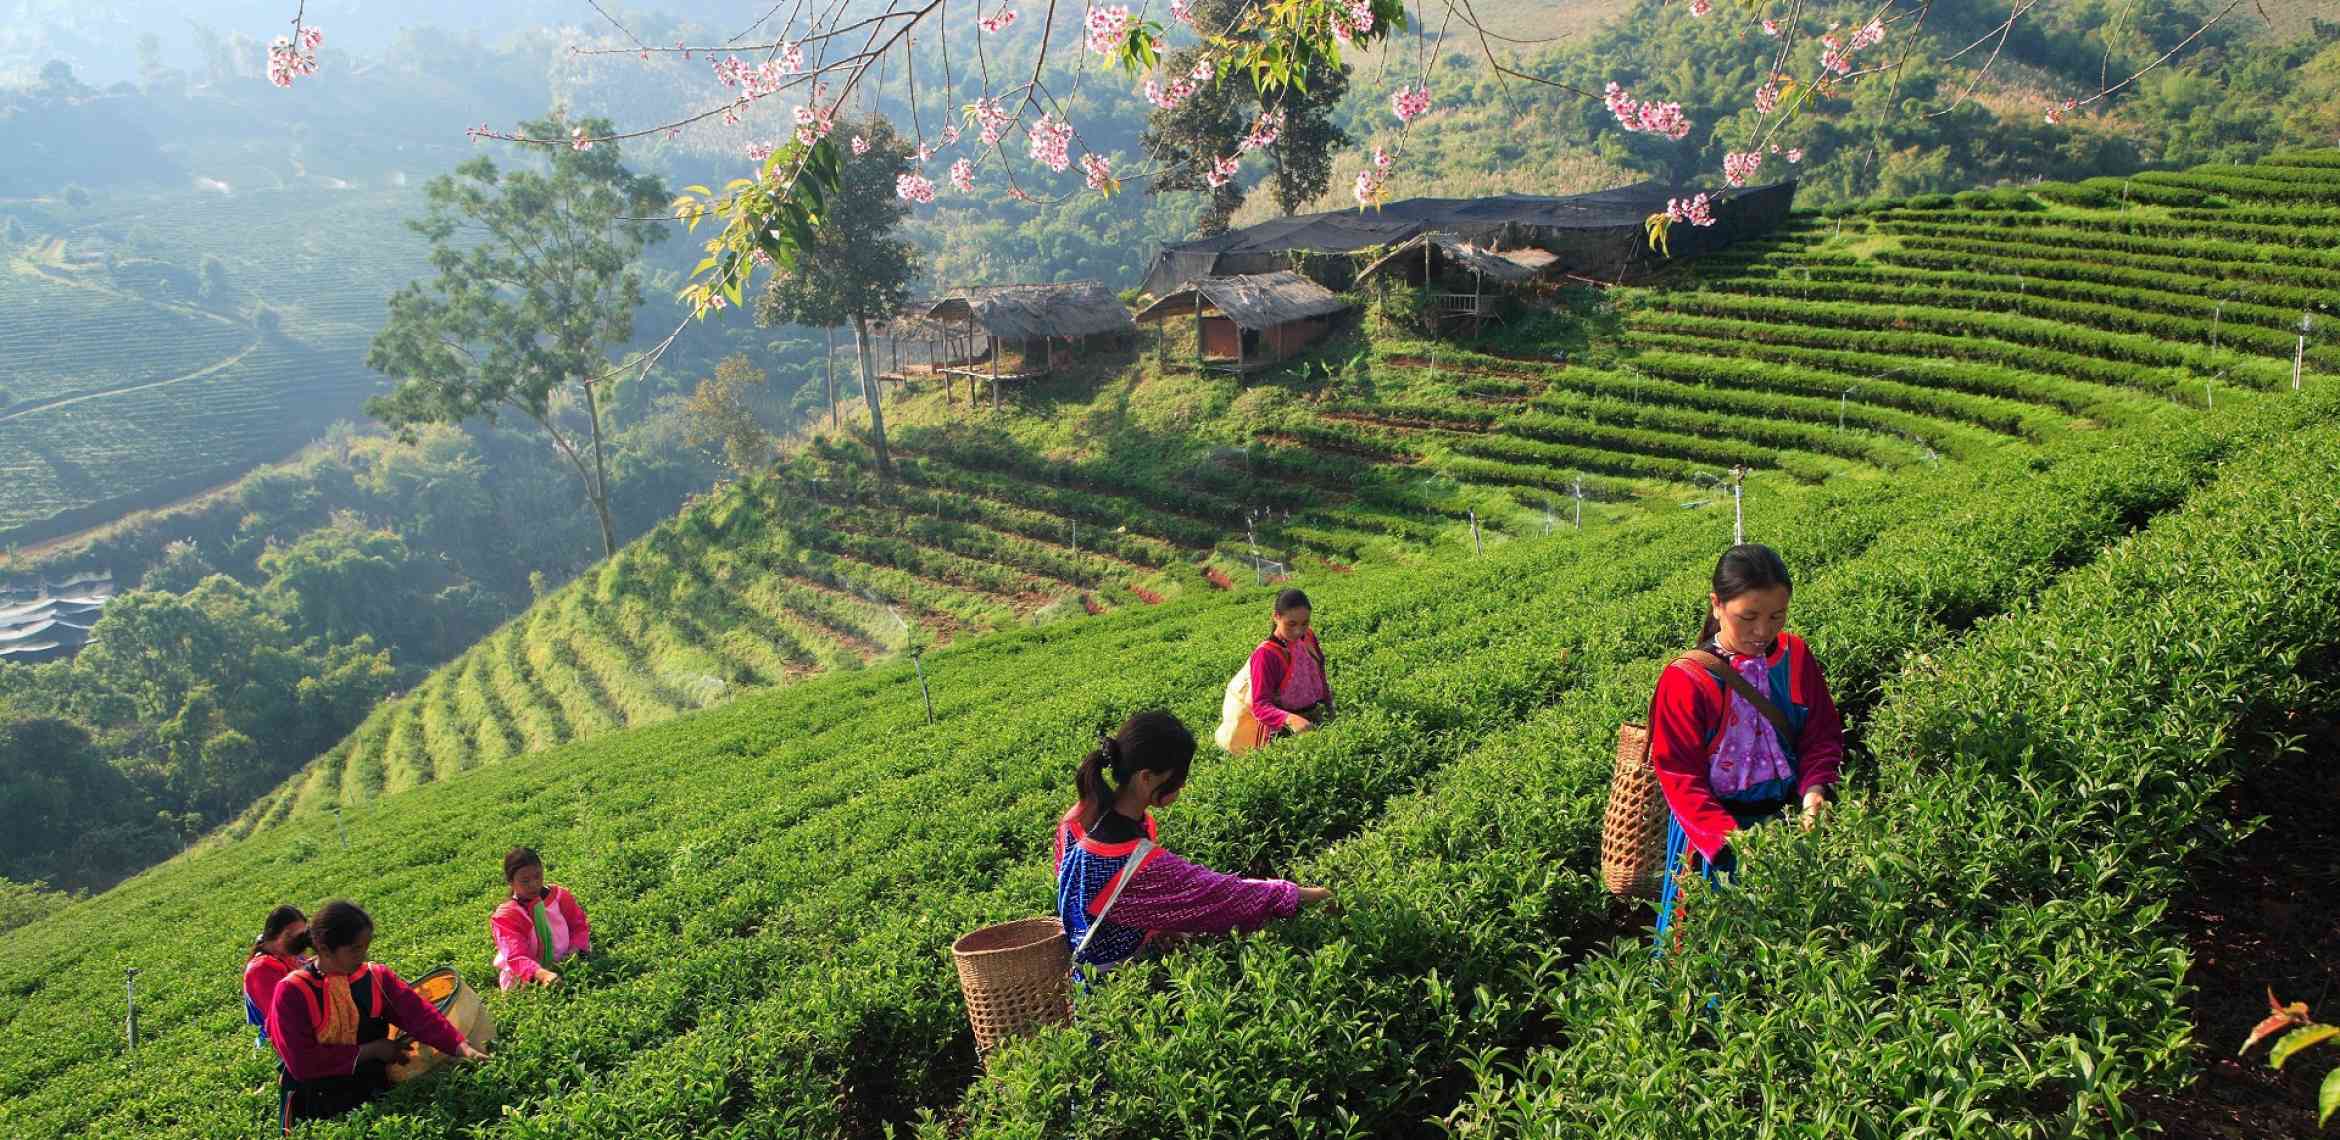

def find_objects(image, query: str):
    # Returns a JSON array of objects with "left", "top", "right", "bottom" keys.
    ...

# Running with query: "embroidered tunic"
[
  {"left": 1053, "top": 807, "right": 1300, "bottom": 974},
  {"left": 268, "top": 962, "right": 466, "bottom": 1130},
  {"left": 490, "top": 883, "right": 592, "bottom": 990}
]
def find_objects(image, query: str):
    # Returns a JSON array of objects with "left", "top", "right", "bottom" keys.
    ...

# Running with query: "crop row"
[
  {"left": 952, "top": 391, "right": 2278, "bottom": 1135},
  {"left": 1442, "top": 386, "right": 2340, "bottom": 1134},
  {"left": 1871, "top": 215, "right": 2340, "bottom": 274},
  {"left": 1871, "top": 244, "right": 2336, "bottom": 315}
]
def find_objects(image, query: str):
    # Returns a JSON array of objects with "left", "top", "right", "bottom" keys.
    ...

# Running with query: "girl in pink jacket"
[{"left": 490, "top": 846, "right": 592, "bottom": 990}]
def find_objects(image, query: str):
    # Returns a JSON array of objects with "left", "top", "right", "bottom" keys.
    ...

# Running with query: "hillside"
[
  {"left": 219, "top": 149, "right": 2340, "bottom": 844},
  {"left": 0, "top": 187, "right": 429, "bottom": 546},
  {"left": 0, "top": 346, "right": 2332, "bottom": 1136}
]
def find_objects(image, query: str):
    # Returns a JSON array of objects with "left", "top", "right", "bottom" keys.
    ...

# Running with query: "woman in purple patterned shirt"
[{"left": 1054, "top": 710, "right": 1334, "bottom": 977}]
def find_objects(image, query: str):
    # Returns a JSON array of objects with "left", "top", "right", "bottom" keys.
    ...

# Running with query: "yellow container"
[{"left": 386, "top": 968, "right": 495, "bottom": 1083}]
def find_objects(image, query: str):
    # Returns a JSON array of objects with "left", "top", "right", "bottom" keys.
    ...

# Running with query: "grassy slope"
[{"left": 227, "top": 148, "right": 2340, "bottom": 837}]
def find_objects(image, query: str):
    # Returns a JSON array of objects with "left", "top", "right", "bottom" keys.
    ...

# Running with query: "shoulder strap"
[
  {"left": 1071, "top": 838, "right": 1156, "bottom": 964},
  {"left": 1675, "top": 649, "right": 1794, "bottom": 741}
]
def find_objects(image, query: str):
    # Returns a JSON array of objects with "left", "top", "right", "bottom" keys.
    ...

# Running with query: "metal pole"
[
  {"left": 2298, "top": 335, "right": 2308, "bottom": 391},
  {"left": 1247, "top": 511, "right": 1264, "bottom": 586},
  {"left": 1730, "top": 466, "right": 1746, "bottom": 546},
  {"left": 912, "top": 649, "right": 934, "bottom": 726},
  {"left": 1469, "top": 510, "right": 1483, "bottom": 556},
  {"left": 2206, "top": 379, "right": 2214, "bottom": 411},
  {"left": 1573, "top": 477, "right": 1584, "bottom": 530},
  {"left": 825, "top": 327, "right": 838, "bottom": 430},
  {"left": 125, "top": 968, "right": 140, "bottom": 1051},
  {"left": 2210, "top": 301, "right": 2223, "bottom": 351}
]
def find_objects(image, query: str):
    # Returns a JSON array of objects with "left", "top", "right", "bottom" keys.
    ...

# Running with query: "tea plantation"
[
  {"left": 236, "top": 150, "right": 2336, "bottom": 841},
  {"left": 0, "top": 155, "right": 2335, "bottom": 1137}
]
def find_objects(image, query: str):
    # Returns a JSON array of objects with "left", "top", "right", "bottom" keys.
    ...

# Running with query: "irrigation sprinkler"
[
  {"left": 1729, "top": 466, "right": 1747, "bottom": 546},
  {"left": 334, "top": 806, "right": 346, "bottom": 850},
  {"left": 2211, "top": 299, "right": 2225, "bottom": 351},
  {"left": 1573, "top": 478, "right": 1585, "bottom": 530},
  {"left": 125, "top": 968, "right": 140, "bottom": 1051},
  {"left": 1469, "top": 510, "right": 1483, "bottom": 556},
  {"left": 1543, "top": 499, "right": 1555, "bottom": 536},
  {"left": 1838, "top": 387, "right": 1853, "bottom": 433},
  {"left": 911, "top": 648, "right": 935, "bottom": 726},
  {"left": 2206, "top": 378, "right": 2215, "bottom": 411}
]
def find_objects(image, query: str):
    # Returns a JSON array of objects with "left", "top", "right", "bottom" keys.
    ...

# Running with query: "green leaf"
[
  {"left": 2320, "top": 1066, "right": 2338, "bottom": 1126},
  {"left": 2272, "top": 1024, "right": 2339, "bottom": 1069}
]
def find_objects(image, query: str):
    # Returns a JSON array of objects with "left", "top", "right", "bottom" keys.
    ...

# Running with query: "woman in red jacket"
[
  {"left": 267, "top": 900, "right": 487, "bottom": 1131},
  {"left": 243, "top": 905, "right": 309, "bottom": 1049},
  {"left": 491, "top": 846, "right": 592, "bottom": 989},
  {"left": 1247, "top": 588, "right": 1333, "bottom": 741},
  {"left": 1649, "top": 543, "right": 1844, "bottom": 950}
]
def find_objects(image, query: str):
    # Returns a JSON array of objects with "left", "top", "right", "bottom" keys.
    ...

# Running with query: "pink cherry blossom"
[
  {"left": 1689, "top": 0, "right": 1713, "bottom": 16},
  {"left": 1170, "top": 0, "right": 1197, "bottom": 27},
  {"left": 1354, "top": 167, "right": 1386, "bottom": 207},
  {"left": 972, "top": 97, "right": 1017, "bottom": 144},
  {"left": 1722, "top": 150, "right": 1763, "bottom": 187},
  {"left": 1238, "top": 110, "right": 1285, "bottom": 153},
  {"left": 2044, "top": 98, "right": 2077, "bottom": 125},
  {"left": 1080, "top": 152, "right": 1114, "bottom": 191},
  {"left": 1330, "top": 1, "right": 1377, "bottom": 42},
  {"left": 950, "top": 158, "right": 976, "bottom": 192},
  {"left": 1754, "top": 82, "right": 1781, "bottom": 115},
  {"left": 1146, "top": 77, "right": 1198, "bottom": 110},
  {"left": 852, "top": 135, "right": 871, "bottom": 155},
  {"left": 266, "top": 27, "right": 324, "bottom": 88},
  {"left": 1849, "top": 19, "right": 1886, "bottom": 51},
  {"left": 896, "top": 173, "right": 937, "bottom": 203},
  {"left": 1761, "top": 18, "right": 1781, "bottom": 36},
  {"left": 1205, "top": 154, "right": 1241, "bottom": 188},
  {"left": 746, "top": 141, "right": 775, "bottom": 165},
  {"left": 1390, "top": 84, "right": 1432, "bottom": 123},
  {"left": 1085, "top": 5, "right": 1134, "bottom": 54},
  {"left": 1190, "top": 59, "right": 1215, "bottom": 82},
  {"left": 1372, "top": 146, "right": 1393, "bottom": 169},
  {"left": 1604, "top": 82, "right": 1693, "bottom": 141},
  {"left": 979, "top": 7, "right": 1019, "bottom": 33},
  {"left": 792, "top": 103, "right": 837, "bottom": 146},
  {"left": 1028, "top": 113, "right": 1074, "bottom": 172},
  {"left": 1665, "top": 193, "right": 1715, "bottom": 227},
  {"left": 571, "top": 126, "right": 593, "bottom": 151}
]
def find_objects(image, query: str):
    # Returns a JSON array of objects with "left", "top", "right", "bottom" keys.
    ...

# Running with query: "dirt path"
[
  {"left": 2132, "top": 715, "right": 2340, "bottom": 1138},
  {"left": 0, "top": 335, "right": 264, "bottom": 423}
]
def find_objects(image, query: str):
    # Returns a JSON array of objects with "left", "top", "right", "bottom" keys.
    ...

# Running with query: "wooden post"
[
  {"left": 824, "top": 327, "right": 837, "bottom": 430},
  {"left": 1193, "top": 291, "right": 1205, "bottom": 377},
  {"left": 1156, "top": 317, "right": 1166, "bottom": 368},
  {"left": 990, "top": 334, "right": 1000, "bottom": 411},
  {"left": 938, "top": 330, "right": 951, "bottom": 407},
  {"left": 1469, "top": 510, "right": 1482, "bottom": 556}
]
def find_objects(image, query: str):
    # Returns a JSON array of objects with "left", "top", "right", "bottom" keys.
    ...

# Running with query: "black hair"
[
  {"left": 1273, "top": 588, "right": 1311, "bottom": 616},
  {"left": 250, "top": 904, "right": 306, "bottom": 957},
  {"left": 1698, "top": 543, "right": 1793, "bottom": 646},
  {"left": 308, "top": 900, "right": 374, "bottom": 953},
  {"left": 504, "top": 846, "right": 543, "bottom": 884},
  {"left": 1075, "top": 710, "right": 1196, "bottom": 828}
]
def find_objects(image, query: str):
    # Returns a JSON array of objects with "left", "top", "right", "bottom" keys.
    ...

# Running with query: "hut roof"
[
  {"left": 1355, "top": 232, "right": 1558, "bottom": 285},
  {"left": 924, "top": 281, "right": 1137, "bottom": 340},
  {"left": 1132, "top": 271, "right": 1350, "bottom": 330}
]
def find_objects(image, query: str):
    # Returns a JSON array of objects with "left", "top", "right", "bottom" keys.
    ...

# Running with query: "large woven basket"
[
  {"left": 1600, "top": 722, "right": 1666, "bottom": 899},
  {"left": 951, "top": 917, "right": 1072, "bottom": 1060},
  {"left": 386, "top": 968, "right": 495, "bottom": 1084}
]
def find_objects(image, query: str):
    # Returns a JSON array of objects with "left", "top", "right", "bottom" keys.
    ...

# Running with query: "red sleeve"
[
  {"left": 377, "top": 967, "right": 467, "bottom": 1057},
  {"left": 552, "top": 885, "right": 591, "bottom": 953},
  {"left": 1248, "top": 642, "right": 1290, "bottom": 732},
  {"left": 1650, "top": 661, "right": 1738, "bottom": 863},
  {"left": 269, "top": 976, "right": 356, "bottom": 1081},
  {"left": 1790, "top": 639, "right": 1845, "bottom": 796},
  {"left": 491, "top": 902, "right": 542, "bottom": 990}
]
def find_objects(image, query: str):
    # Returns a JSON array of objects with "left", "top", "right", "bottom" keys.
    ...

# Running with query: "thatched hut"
[
  {"left": 1133, "top": 271, "right": 1351, "bottom": 374},
  {"left": 1355, "top": 232, "right": 1561, "bottom": 335},
  {"left": 901, "top": 281, "right": 1139, "bottom": 408}
]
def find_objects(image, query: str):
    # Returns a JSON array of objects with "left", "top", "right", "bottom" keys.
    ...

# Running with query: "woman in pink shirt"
[
  {"left": 490, "top": 846, "right": 592, "bottom": 990},
  {"left": 243, "top": 905, "right": 309, "bottom": 1049},
  {"left": 268, "top": 900, "right": 486, "bottom": 1132},
  {"left": 1247, "top": 588, "right": 1334, "bottom": 740}
]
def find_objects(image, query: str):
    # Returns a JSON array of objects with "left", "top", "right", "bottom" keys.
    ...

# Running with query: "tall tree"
[
  {"left": 1141, "top": 0, "right": 1352, "bottom": 232},
  {"left": 366, "top": 111, "right": 668, "bottom": 557},
  {"left": 680, "top": 354, "right": 775, "bottom": 478},
  {"left": 754, "top": 118, "right": 919, "bottom": 475}
]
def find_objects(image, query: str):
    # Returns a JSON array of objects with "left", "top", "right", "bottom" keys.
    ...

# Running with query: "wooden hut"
[
  {"left": 913, "top": 281, "right": 1138, "bottom": 409},
  {"left": 1354, "top": 232, "right": 1558, "bottom": 335},
  {"left": 1133, "top": 271, "right": 1351, "bottom": 374}
]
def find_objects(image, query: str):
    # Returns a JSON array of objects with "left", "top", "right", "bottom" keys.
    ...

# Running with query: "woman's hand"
[
  {"left": 533, "top": 968, "right": 561, "bottom": 987},
  {"left": 1286, "top": 714, "right": 1313, "bottom": 733},
  {"left": 456, "top": 1042, "right": 491, "bottom": 1063},
  {"left": 1297, "top": 885, "right": 1336, "bottom": 909},
  {"left": 1800, "top": 787, "right": 1832, "bottom": 831},
  {"left": 356, "top": 1038, "right": 413, "bottom": 1064}
]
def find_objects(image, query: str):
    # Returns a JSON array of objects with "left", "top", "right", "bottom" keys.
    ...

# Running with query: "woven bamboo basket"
[
  {"left": 1601, "top": 722, "right": 1666, "bottom": 899},
  {"left": 951, "top": 917, "right": 1072, "bottom": 1060},
  {"left": 386, "top": 968, "right": 494, "bottom": 1083}
]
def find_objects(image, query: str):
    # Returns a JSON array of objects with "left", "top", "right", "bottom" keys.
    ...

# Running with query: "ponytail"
[
  {"left": 1073, "top": 710, "right": 1197, "bottom": 828},
  {"left": 1698, "top": 542, "right": 1793, "bottom": 645}
]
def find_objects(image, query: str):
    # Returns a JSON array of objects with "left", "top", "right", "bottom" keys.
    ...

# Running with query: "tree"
[
  {"left": 366, "top": 111, "right": 669, "bottom": 558},
  {"left": 37, "top": 61, "right": 88, "bottom": 98},
  {"left": 61, "top": 185, "right": 91, "bottom": 208},
  {"left": 753, "top": 118, "right": 919, "bottom": 476},
  {"left": 199, "top": 254, "right": 231, "bottom": 303},
  {"left": 680, "top": 354, "right": 775, "bottom": 477},
  {"left": 1141, "top": 0, "right": 1352, "bottom": 231},
  {"left": 142, "top": 539, "right": 218, "bottom": 593}
]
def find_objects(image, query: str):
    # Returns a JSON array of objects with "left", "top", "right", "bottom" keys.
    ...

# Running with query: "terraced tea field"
[
  {"left": 0, "top": 188, "right": 428, "bottom": 544},
  {"left": 234, "top": 151, "right": 2337, "bottom": 835}
]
